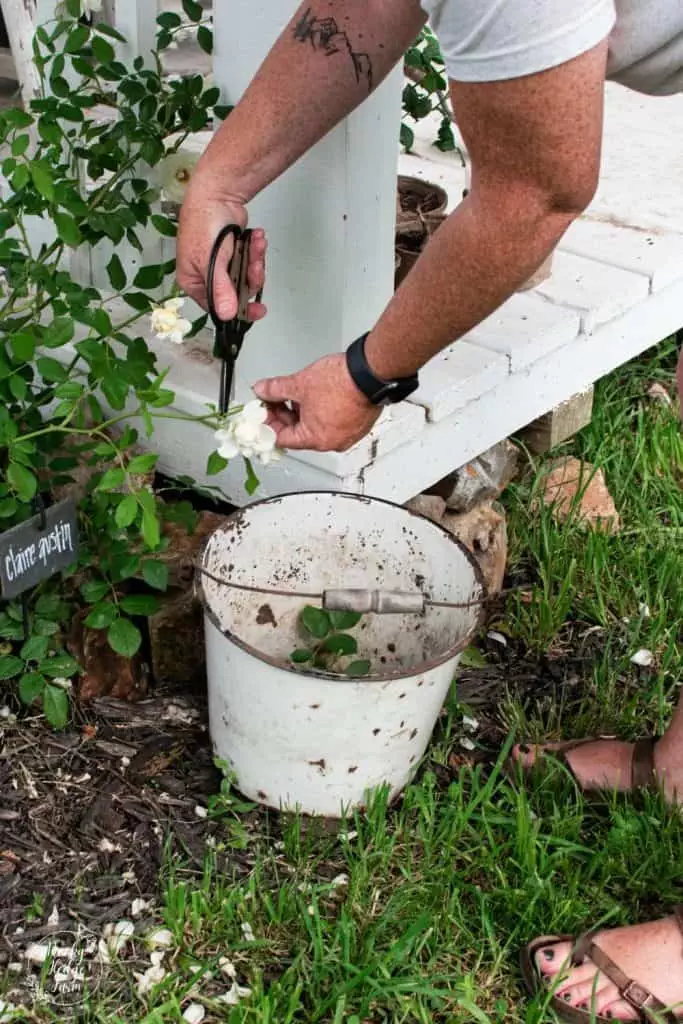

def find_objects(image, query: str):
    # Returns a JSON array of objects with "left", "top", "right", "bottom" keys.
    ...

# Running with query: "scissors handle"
[{"left": 207, "top": 223, "right": 245, "bottom": 330}]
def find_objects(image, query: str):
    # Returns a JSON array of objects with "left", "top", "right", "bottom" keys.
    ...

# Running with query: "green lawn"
[{"left": 4, "top": 339, "right": 682, "bottom": 1023}]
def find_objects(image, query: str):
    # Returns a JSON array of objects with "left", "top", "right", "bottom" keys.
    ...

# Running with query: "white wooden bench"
[{"left": 7, "top": 2, "right": 683, "bottom": 505}]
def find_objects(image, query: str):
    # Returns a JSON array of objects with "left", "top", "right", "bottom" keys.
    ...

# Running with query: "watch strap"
[{"left": 346, "top": 333, "right": 419, "bottom": 405}]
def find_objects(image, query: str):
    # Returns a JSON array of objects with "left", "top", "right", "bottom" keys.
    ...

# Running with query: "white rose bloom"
[
  {"left": 82, "top": 0, "right": 103, "bottom": 15},
  {"left": 159, "top": 148, "right": 201, "bottom": 203},
  {"left": 150, "top": 297, "right": 192, "bottom": 345},
  {"left": 214, "top": 401, "right": 279, "bottom": 466}
]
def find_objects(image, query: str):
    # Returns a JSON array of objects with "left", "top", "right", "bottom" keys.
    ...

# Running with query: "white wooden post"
[
  {"left": 0, "top": 0, "right": 39, "bottom": 103},
  {"left": 211, "top": 1, "right": 402, "bottom": 399}
]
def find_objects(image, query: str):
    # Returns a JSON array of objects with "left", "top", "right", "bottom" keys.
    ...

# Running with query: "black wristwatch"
[{"left": 346, "top": 333, "right": 419, "bottom": 406}]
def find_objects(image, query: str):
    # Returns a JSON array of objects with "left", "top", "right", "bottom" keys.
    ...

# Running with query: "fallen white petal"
[
  {"left": 241, "top": 922, "right": 255, "bottom": 942},
  {"left": 219, "top": 956, "right": 237, "bottom": 979},
  {"left": 638, "top": 603, "right": 651, "bottom": 619},
  {"left": 47, "top": 905, "right": 60, "bottom": 927},
  {"left": 135, "top": 963, "right": 167, "bottom": 997},
  {"left": 25, "top": 943, "right": 49, "bottom": 965},
  {"left": 182, "top": 1003, "right": 206, "bottom": 1024},
  {"left": 487, "top": 631, "right": 508, "bottom": 646},
  {"left": 218, "top": 983, "right": 252, "bottom": 1006},
  {"left": 631, "top": 649, "right": 654, "bottom": 667},
  {"left": 330, "top": 874, "right": 349, "bottom": 889},
  {"left": 194, "top": 804, "right": 208, "bottom": 819},
  {"left": 131, "top": 898, "right": 149, "bottom": 918},
  {"left": 147, "top": 927, "right": 174, "bottom": 949},
  {"left": 462, "top": 714, "right": 480, "bottom": 732},
  {"left": 460, "top": 737, "right": 476, "bottom": 751}
]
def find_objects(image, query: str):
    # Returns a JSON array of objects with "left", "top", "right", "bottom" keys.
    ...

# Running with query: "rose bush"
[{"left": 0, "top": 0, "right": 273, "bottom": 726}]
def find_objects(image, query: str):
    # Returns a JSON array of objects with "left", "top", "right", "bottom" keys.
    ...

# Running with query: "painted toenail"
[
  {"left": 542, "top": 948, "right": 554, "bottom": 961},
  {"left": 562, "top": 992, "right": 572, "bottom": 1002}
]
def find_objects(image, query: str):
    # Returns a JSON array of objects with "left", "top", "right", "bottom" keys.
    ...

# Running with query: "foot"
[
  {"left": 511, "top": 738, "right": 683, "bottom": 803},
  {"left": 534, "top": 917, "right": 683, "bottom": 1020}
]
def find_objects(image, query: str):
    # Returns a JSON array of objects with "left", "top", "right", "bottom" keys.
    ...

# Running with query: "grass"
[{"left": 4, "top": 340, "right": 682, "bottom": 1023}]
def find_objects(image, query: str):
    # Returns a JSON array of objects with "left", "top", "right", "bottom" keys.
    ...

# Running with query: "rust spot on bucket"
[
  {"left": 309, "top": 703, "right": 320, "bottom": 710},
  {"left": 256, "top": 603, "right": 277, "bottom": 627},
  {"left": 387, "top": 643, "right": 396, "bottom": 654},
  {"left": 399, "top": 692, "right": 406, "bottom": 700},
  {"left": 409, "top": 755, "right": 416, "bottom": 764},
  {"left": 309, "top": 758, "right": 326, "bottom": 773},
  {"left": 418, "top": 680, "right": 424, "bottom": 687},
  {"left": 410, "top": 728, "right": 418, "bottom": 740},
  {"left": 372, "top": 728, "right": 381, "bottom": 736},
  {"left": 348, "top": 765, "right": 358, "bottom": 774},
  {"left": 257, "top": 790, "right": 267, "bottom": 799}
]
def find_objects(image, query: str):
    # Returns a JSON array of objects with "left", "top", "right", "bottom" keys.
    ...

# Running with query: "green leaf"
[
  {"left": 54, "top": 211, "right": 82, "bottom": 248},
  {"left": 106, "top": 253, "right": 127, "bottom": 291},
  {"left": 182, "top": 0, "right": 203, "bottom": 21},
  {"left": 65, "top": 23, "right": 90, "bottom": 53},
  {"left": 8, "top": 463, "right": 37, "bottom": 502},
  {"left": 54, "top": 381, "right": 84, "bottom": 400},
  {"left": 19, "top": 672, "right": 45, "bottom": 705},
  {"left": 207, "top": 451, "right": 228, "bottom": 476},
  {"left": 107, "top": 617, "right": 142, "bottom": 658},
  {"left": 43, "top": 317, "right": 75, "bottom": 349},
  {"left": 400, "top": 123, "right": 415, "bottom": 152},
  {"left": 40, "top": 653, "right": 79, "bottom": 678},
  {"left": 97, "top": 468, "right": 125, "bottom": 491},
  {"left": 36, "top": 356, "right": 68, "bottom": 382},
  {"left": 30, "top": 160, "right": 55, "bottom": 201},
  {"left": 3, "top": 108, "right": 32, "bottom": 128},
  {"left": 35, "top": 595, "right": 67, "bottom": 619},
  {"left": 102, "top": 375, "right": 129, "bottom": 410},
  {"left": 11, "top": 134, "right": 30, "bottom": 157},
  {"left": 115, "top": 494, "right": 138, "bottom": 529},
  {"left": 123, "top": 292, "right": 152, "bottom": 313},
  {"left": 0, "top": 655, "right": 23, "bottom": 680},
  {"left": 329, "top": 611, "right": 363, "bottom": 631},
  {"left": 459, "top": 646, "right": 488, "bottom": 669},
  {"left": 33, "top": 618, "right": 60, "bottom": 637},
  {"left": 0, "top": 498, "right": 17, "bottom": 519},
  {"left": 141, "top": 559, "right": 169, "bottom": 592},
  {"left": 346, "top": 660, "right": 372, "bottom": 678},
  {"left": 80, "top": 580, "right": 110, "bottom": 604},
  {"left": 43, "top": 684, "right": 69, "bottom": 729},
  {"left": 197, "top": 25, "right": 213, "bottom": 54},
  {"left": 157, "top": 11, "right": 182, "bottom": 29},
  {"left": 84, "top": 601, "right": 118, "bottom": 629},
  {"left": 133, "top": 264, "right": 165, "bottom": 290},
  {"left": 290, "top": 649, "right": 313, "bottom": 664},
  {"left": 142, "top": 507, "right": 160, "bottom": 550},
  {"left": 10, "top": 333, "right": 36, "bottom": 362},
  {"left": 127, "top": 453, "right": 158, "bottom": 475},
  {"left": 120, "top": 594, "right": 160, "bottom": 617},
  {"left": 301, "top": 606, "right": 331, "bottom": 640},
  {"left": 91, "top": 36, "right": 115, "bottom": 64},
  {"left": 151, "top": 214, "right": 177, "bottom": 238},
  {"left": 9, "top": 374, "right": 28, "bottom": 402},
  {"left": 244, "top": 458, "right": 260, "bottom": 496},
  {"left": 20, "top": 636, "right": 49, "bottom": 663},
  {"left": 322, "top": 633, "right": 358, "bottom": 656}
]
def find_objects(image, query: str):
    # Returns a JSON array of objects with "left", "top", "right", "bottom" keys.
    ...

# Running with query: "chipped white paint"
[{"left": 200, "top": 492, "right": 483, "bottom": 816}]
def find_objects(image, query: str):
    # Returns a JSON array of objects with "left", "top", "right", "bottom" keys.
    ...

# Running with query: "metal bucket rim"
[{"left": 196, "top": 490, "right": 487, "bottom": 684}]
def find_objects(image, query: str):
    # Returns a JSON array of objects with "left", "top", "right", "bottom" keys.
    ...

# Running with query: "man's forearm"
[
  {"left": 195, "top": 0, "right": 426, "bottom": 202},
  {"left": 365, "top": 189, "right": 576, "bottom": 379}
]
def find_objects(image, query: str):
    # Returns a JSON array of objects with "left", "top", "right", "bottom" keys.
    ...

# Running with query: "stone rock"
[
  {"left": 159, "top": 510, "right": 229, "bottom": 589},
  {"left": 427, "top": 440, "right": 519, "bottom": 512},
  {"left": 68, "top": 611, "right": 148, "bottom": 702},
  {"left": 148, "top": 589, "right": 205, "bottom": 688},
  {"left": 441, "top": 501, "right": 508, "bottom": 596},
  {"left": 405, "top": 494, "right": 446, "bottom": 524},
  {"left": 540, "top": 457, "right": 621, "bottom": 533}
]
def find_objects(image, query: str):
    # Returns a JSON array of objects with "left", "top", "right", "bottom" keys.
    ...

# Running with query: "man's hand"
[
  {"left": 254, "top": 354, "right": 381, "bottom": 452},
  {"left": 176, "top": 176, "right": 267, "bottom": 322}
]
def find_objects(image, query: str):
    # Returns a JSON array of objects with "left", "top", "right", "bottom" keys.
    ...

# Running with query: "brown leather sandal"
[
  {"left": 521, "top": 907, "right": 683, "bottom": 1023},
  {"left": 510, "top": 736, "right": 658, "bottom": 792}
]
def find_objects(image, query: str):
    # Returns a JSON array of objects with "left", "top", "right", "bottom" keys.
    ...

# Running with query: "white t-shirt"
[{"left": 420, "top": 0, "right": 683, "bottom": 95}]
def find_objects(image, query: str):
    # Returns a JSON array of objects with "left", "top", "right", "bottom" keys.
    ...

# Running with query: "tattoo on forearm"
[{"left": 293, "top": 7, "right": 374, "bottom": 91}]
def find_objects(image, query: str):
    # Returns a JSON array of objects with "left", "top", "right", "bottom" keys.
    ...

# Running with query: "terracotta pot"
[{"left": 396, "top": 175, "right": 448, "bottom": 241}]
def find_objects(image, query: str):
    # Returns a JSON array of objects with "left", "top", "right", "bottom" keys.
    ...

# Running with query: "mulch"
[{"left": 0, "top": 632, "right": 593, "bottom": 1011}]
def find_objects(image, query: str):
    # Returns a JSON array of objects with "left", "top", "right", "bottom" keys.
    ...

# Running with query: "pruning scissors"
[{"left": 207, "top": 225, "right": 262, "bottom": 415}]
